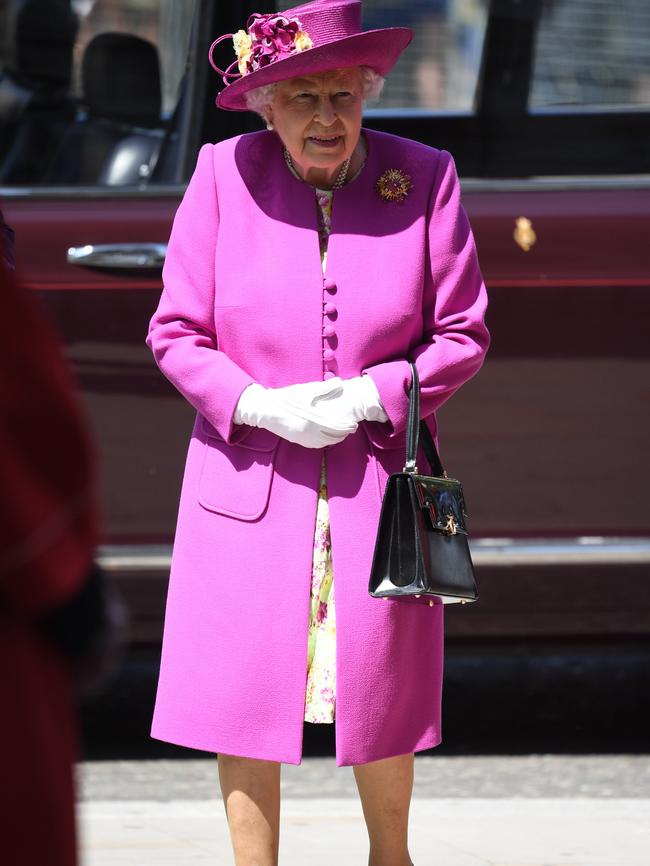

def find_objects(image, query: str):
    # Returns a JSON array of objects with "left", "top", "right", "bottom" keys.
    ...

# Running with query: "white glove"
[
  {"left": 312, "top": 374, "right": 389, "bottom": 424},
  {"left": 267, "top": 375, "right": 388, "bottom": 425},
  {"left": 234, "top": 380, "right": 358, "bottom": 449},
  {"left": 271, "top": 377, "right": 348, "bottom": 409}
]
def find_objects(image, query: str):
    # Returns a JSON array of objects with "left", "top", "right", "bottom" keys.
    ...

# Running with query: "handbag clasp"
[{"left": 444, "top": 514, "right": 458, "bottom": 535}]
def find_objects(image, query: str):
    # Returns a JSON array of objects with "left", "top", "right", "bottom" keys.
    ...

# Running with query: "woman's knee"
[{"left": 217, "top": 753, "right": 281, "bottom": 794}]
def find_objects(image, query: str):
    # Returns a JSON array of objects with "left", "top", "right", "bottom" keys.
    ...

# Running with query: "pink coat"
[{"left": 146, "top": 127, "right": 490, "bottom": 766}]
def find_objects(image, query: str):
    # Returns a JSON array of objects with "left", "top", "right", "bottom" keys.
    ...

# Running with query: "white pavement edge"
[{"left": 78, "top": 797, "right": 650, "bottom": 866}]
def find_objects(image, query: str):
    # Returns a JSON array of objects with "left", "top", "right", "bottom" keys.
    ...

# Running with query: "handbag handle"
[{"left": 404, "top": 361, "right": 445, "bottom": 477}]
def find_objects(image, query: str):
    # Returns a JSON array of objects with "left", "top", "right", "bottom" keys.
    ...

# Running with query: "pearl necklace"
[{"left": 283, "top": 146, "right": 351, "bottom": 189}]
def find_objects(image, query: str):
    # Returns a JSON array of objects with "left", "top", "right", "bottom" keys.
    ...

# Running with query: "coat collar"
[
  {"left": 266, "top": 128, "right": 383, "bottom": 283},
  {"left": 235, "top": 125, "right": 418, "bottom": 227},
  {"left": 232, "top": 126, "right": 418, "bottom": 282},
  {"left": 264, "top": 125, "right": 381, "bottom": 207}
]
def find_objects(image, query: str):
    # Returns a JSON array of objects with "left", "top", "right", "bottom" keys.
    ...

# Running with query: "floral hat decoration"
[{"left": 209, "top": 0, "right": 413, "bottom": 112}]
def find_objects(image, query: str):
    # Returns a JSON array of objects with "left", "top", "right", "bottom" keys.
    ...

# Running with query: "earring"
[{"left": 266, "top": 120, "right": 274, "bottom": 130}]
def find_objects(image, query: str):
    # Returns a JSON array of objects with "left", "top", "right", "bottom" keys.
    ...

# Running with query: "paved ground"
[
  {"left": 76, "top": 756, "right": 650, "bottom": 866},
  {"left": 77, "top": 755, "right": 650, "bottom": 800}
]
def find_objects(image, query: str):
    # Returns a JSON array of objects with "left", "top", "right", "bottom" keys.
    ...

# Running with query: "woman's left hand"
[{"left": 335, "top": 375, "right": 389, "bottom": 424}]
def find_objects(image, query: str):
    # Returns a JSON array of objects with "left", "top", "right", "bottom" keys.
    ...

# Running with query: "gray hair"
[{"left": 245, "top": 66, "right": 385, "bottom": 124}]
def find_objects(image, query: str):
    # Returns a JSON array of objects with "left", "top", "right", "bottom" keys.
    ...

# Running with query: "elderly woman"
[{"left": 146, "top": 1, "right": 490, "bottom": 864}]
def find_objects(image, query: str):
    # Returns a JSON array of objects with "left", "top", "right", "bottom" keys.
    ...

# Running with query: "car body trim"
[{"left": 96, "top": 537, "right": 650, "bottom": 571}]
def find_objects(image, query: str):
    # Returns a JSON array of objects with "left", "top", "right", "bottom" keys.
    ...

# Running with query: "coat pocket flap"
[{"left": 198, "top": 418, "right": 279, "bottom": 521}]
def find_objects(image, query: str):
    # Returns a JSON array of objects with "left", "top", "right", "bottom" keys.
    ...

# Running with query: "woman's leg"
[
  {"left": 353, "top": 752, "right": 415, "bottom": 866},
  {"left": 217, "top": 753, "right": 281, "bottom": 866}
]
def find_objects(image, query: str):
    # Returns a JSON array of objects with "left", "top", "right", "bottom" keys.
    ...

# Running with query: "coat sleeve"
[
  {"left": 146, "top": 143, "right": 257, "bottom": 444},
  {"left": 361, "top": 149, "right": 490, "bottom": 439}
]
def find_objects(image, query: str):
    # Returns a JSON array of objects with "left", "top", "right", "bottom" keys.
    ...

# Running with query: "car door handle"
[{"left": 67, "top": 243, "right": 167, "bottom": 269}]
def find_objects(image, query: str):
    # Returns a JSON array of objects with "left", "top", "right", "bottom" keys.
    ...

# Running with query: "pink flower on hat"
[{"left": 235, "top": 13, "right": 313, "bottom": 76}]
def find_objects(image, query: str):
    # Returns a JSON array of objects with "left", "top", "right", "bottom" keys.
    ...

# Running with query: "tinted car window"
[
  {"left": 530, "top": 0, "right": 650, "bottom": 109},
  {"left": 0, "top": 0, "right": 193, "bottom": 186}
]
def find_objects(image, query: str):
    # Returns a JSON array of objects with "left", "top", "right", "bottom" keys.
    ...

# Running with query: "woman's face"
[{"left": 265, "top": 67, "right": 364, "bottom": 186}]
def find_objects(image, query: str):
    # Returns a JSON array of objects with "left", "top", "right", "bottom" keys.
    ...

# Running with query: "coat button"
[
  {"left": 323, "top": 370, "right": 336, "bottom": 379},
  {"left": 323, "top": 302, "right": 337, "bottom": 315},
  {"left": 323, "top": 348, "right": 335, "bottom": 361},
  {"left": 323, "top": 324, "right": 335, "bottom": 337},
  {"left": 324, "top": 278, "right": 337, "bottom": 293}
]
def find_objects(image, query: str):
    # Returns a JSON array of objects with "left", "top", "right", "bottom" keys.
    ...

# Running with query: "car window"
[
  {"left": 275, "top": 0, "right": 489, "bottom": 111},
  {"left": 530, "top": 0, "right": 650, "bottom": 110},
  {"left": 0, "top": 0, "right": 194, "bottom": 186}
]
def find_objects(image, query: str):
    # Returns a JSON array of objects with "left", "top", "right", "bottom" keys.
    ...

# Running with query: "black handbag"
[{"left": 368, "top": 361, "right": 479, "bottom": 605}]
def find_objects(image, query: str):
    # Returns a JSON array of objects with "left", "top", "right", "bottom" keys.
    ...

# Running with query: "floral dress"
[{"left": 304, "top": 186, "right": 338, "bottom": 724}]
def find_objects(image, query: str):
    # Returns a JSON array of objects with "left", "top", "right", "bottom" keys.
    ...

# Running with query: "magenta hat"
[{"left": 209, "top": 0, "right": 413, "bottom": 112}]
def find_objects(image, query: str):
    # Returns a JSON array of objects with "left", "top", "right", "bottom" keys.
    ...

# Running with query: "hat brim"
[{"left": 215, "top": 27, "right": 413, "bottom": 111}]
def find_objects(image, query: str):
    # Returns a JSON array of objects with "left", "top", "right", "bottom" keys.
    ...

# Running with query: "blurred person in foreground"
[{"left": 0, "top": 209, "right": 125, "bottom": 866}]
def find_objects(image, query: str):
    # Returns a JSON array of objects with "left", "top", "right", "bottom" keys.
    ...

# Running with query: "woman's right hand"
[{"left": 234, "top": 381, "right": 358, "bottom": 448}]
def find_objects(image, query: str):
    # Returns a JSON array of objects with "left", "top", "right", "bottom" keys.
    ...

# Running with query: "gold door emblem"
[{"left": 514, "top": 216, "right": 536, "bottom": 251}]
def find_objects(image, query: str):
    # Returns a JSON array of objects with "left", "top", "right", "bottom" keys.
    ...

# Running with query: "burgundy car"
[{"left": 2, "top": 0, "right": 649, "bottom": 748}]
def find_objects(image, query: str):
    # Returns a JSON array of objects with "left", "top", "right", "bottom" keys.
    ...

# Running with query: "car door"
[
  {"left": 350, "top": 0, "right": 650, "bottom": 640},
  {"left": 0, "top": 0, "right": 204, "bottom": 640},
  {"left": 3, "top": 0, "right": 649, "bottom": 648}
]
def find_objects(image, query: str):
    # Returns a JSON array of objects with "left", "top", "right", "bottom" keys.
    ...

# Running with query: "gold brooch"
[{"left": 376, "top": 169, "right": 413, "bottom": 202}]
